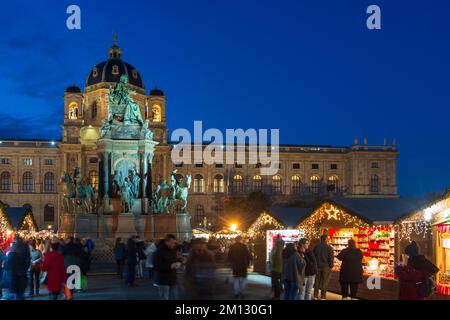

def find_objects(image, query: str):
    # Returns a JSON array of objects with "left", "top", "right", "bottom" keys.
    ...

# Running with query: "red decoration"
[
  {"left": 437, "top": 283, "right": 450, "bottom": 296},
  {"left": 437, "top": 224, "right": 450, "bottom": 233}
]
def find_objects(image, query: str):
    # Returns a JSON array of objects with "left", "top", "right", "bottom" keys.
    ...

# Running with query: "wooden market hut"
[
  {"left": 295, "top": 197, "right": 430, "bottom": 300},
  {"left": 395, "top": 189, "right": 450, "bottom": 299},
  {"left": 0, "top": 205, "right": 38, "bottom": 233}
]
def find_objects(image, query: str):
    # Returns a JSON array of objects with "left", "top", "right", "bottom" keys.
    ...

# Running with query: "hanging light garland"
[
  {"left": 246, "top": 212, "right": 284, "bottom": 239},
  {"left": 296, "top": 203, "right": 369, "bottom": 240}
]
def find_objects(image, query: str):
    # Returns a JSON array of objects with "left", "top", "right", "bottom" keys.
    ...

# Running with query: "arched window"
[
  {"left": 194, "top": 204, "right": 206, "bottom": 227},
  {"left": 23, "top": 203, "right": 32, "bottom": 209},
  {"left": 272, "top": 175, "right": 282, "bottom": 194},
  {"left": 252, "top": 175, "right": 262, "bottom": 191},
  {"left": 44, "top": 204, "right": 55, "bottom": 222},
  {"left": 22, "top": 172, "right": 33, "bottom": 192},
  {"left": 232, "top": 174, "right": 243, "bottom": 193},
  {"left": 68, "top": 102, "right": 78, "bottom": 120},
  {"left": 370, "top": 174, "right": 379, "bottom": 192},
  {"left": 91, "top": 101, "right": 98, "bottom": 120},
  {"left": 213, "top": 174, "right": 224, "bottom": 193},
  {"left": 89, "top": 170, "right": 99, "bottom": 191},
  {"left": 193, "top": 174, "right": 204, "bottom": 193},
  {"left": 310, "top": 175, "right": 320, "bottom": 194},
  {"left": 43, "top": 172, "right": 55, "bottom": 192},
  {"left": 327, "top": 175, "right": 339, "bottom": 193},
  {"left": 152, "top": 104, "right": 162, "bottom": 122},
  {"left": 291, "top": 175, "right": 301, "bottom": 194},
  {"left": 0, "top": 171, "right": 11, "bottom": 192}
]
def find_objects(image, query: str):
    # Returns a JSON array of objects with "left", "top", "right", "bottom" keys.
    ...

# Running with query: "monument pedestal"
[{"left": 150, "top": 213, "right": 192, "bottom": 240}]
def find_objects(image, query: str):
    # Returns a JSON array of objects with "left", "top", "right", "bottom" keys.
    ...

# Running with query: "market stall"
[
  {"left": 0, "top": 204, "right": 39, "bottom": 250},
  {"left": 396, "top": 190, "right": 450, "bottom": 298},
  {"left": 295, "top": 198, "right": 423, "bottom": 300}
]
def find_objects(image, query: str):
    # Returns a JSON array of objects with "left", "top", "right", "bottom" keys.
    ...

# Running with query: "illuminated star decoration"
[{"left": 326, "top": 207, "right": 339, "bottom": 220}]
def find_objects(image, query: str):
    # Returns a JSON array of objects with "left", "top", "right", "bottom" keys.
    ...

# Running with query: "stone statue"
[
  {"left": 120, "top": 177, "right": 134, "bottom": 213},
  {"left": 153, "top": 180, "right": 170, "bottom": 214},
  {"left": 61, "top": 171, "right": 76, "bottom": 212},
  {"left": 170, "top": 170, "right": 191, "bottom": 212},
  {"left": 128, "top": 168, "right": 141, "bottom": 198},
  {"left": 108, "top": 74, "right": 143, "bottom": 125}
]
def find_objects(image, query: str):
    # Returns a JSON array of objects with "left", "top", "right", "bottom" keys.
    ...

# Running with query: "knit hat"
[{"left": 404, "top": 241, "right": 419, "bottom": 257}]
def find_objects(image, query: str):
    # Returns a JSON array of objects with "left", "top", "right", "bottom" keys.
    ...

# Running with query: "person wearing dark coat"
[
  {"left": 0, "top": 247, "right": 6, "bottom": 299},
  {"left": 4, "top": 236, "right": 30, "bottom": 300},
  {"left": 153, "top": 234, "right": 183, "bottom": 300},
  {"left": 184, "top": 238, "right": 216, "bottom": 299},
  {"left": 281, "top": 242, "right": 305, "bottom": 300},
  {"left": 395, "top": 241, "right": 439, "bottom": 300},
  {"left": 336, "top": 239, "right": 363, "bottom": 300},
  {"left": 227, "top": 236, "right": 251, "bottom": 298},
  {"left": 114, "top": 238, "right": 126, "bottom": 278},
  {"left": 125, "top": 237, "right": 138, "bottom": 286},
  {"left": 313, "top": 234, "right": 334, "bottom": 300}
]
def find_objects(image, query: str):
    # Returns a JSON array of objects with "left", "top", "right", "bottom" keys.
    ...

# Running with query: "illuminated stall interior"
[
  {"left": 296, "top": 198, "right": 423, "bottom": 279},
  {"left": 0, "top": 204, "right": 39, "bottom": 249}
]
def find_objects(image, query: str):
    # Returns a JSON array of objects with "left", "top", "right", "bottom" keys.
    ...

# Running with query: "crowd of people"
[
  {"left": 270, "top": 234, "right": 439, "bottom": 301},
  {"left": 0, "top": 235, "right": 94, "bottom": 300},
  {"left": 0, "top": 231, "right": 441, "bottom": 301}
]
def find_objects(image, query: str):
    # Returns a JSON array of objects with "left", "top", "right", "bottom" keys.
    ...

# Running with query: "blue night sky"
[{"left": 0, "top": 0, "right": 449, "bottom": 196}]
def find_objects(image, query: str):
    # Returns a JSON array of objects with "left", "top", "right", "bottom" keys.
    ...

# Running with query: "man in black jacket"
[
  {"left": 153, "top": 234, "right": 184, "bottom": 300},
  {"left": 313, "top": 234, "right": 334, "bottom": 300}
]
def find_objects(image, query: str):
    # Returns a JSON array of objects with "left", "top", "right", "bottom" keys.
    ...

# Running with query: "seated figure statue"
[{"left": 108, "top": 74, "right": 144, "bottom": 125}]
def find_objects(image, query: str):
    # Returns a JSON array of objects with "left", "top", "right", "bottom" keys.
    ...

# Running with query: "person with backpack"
[
  {"left": 336, "top": 239, "right": 363, "bottom": 300},
  {"left": 395, "top": 241, "right": 439, "bottom": 300}
]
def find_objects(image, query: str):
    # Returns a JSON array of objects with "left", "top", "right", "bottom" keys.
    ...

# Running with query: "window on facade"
[
  {"left": 195, "top": 163, "right": 203, "bottom": 168},
  {"left": 0, "top": 172, "right": 11, "bottom": 192},
  {"left": 44, "top": 159, "right": 54, "bottom": 165},
  {"left": 370, "top": 174, "right": 379, "bottom": 192},
  {"left": 22, "top": 172, "right": 33, "bottom": 192},
  {"left": 89, "top": 170, "right": 99, "bottom": 191},
  {"left": 312, "top": 163, "right": 319, "bottom": 170},
  {"left": 252, "top": 175, "right": 262, "bottom": 191},
  {"left": 43, "top": 172, "right": 55, "bottom": 192},
  {"left": 152, "top": 104, "right": 162, "bottom": 122},
  {"left": 327, "top": 175, "right": 339, "bottom": 193},
  {"left": 193, "top": 174, "right": 204, "bottom": 193},
  {"left": 89, "top": 158, "right": 98, "bottom": 164},
  {"left": 272, "top": 175, "right": 282, "bottom": 194},
  {"left": 91, "top": 102, "right": 98, "bottom": 120},
  {"left": 68, "top": 102, "right": 78, "bottom": 120},
  {"left": 1, "top": 159, "right": 11, "bottom": 165},
  {"left": 235, "top": 163, "right": 243, "bottom": 169},
  {"left": 232, "top": 174, "right": 244, "bottom": 193},
  {"left": 174, "top": 162, "right": 183, "bottom": 168},
  {"left": 23, "top": 159, "right": 32, "bottom": 166},
  {"left": 330, "top": 164, "right": 338, "bottom": 170},
  {"left": 112, "top": 65, "right": 119, "bottom": 75},
  {"left": 44, "top": 204, "right": 55, "bottom": 222},
  {"left": 213, "top": 174, "right": 224, "bottom": 193},
  {"left": 255, "top": 163, "right": 262, "bottom": 169},
  {"left": 215, "top": 163, "right": 223, "bottom": 168},
  {"left": 310, "top": 175, "right": 320, "bottom": 194},
  {"left": 291, "top": 175, "right": 301, "bottom": 194},
  {"left": 371, "top": 162, "right": 379, "bottom": 169},
  {"left": 194, "top": 204, "right": 206, "bottom": 227},
  {"left": 292, "top": 163, "right": 300, "bottom": 170}
]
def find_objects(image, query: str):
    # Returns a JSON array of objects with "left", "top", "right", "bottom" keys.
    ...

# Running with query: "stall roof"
[
  {"left": 3, "top": 207, "right": 36, "bottom": 230},
  {"left": 329, "top": 197, "right": 433, "bottom": 223}
]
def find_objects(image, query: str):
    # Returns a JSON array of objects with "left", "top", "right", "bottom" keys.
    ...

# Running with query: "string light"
[
  {"left": 246, "top": 211, "right": 284, "bottom": 239},
  {"left": 296, "top": 203, "right": 369, "bottom": 239}
]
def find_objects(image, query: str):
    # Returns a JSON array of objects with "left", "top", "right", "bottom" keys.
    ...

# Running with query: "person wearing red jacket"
[
  {"left": 42, "top": 240, "right": 67, "bottom": 300},
  {"left": 395, "top": 241, "right": 439, "bottom": 300}
]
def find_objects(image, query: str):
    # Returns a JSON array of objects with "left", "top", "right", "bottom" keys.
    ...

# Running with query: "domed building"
[{"left": 0, "top": 36, "right": 399, "bottom": 233}]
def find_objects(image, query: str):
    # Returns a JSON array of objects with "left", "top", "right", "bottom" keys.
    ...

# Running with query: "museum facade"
[{"left": 0, "top": 40, "right": 399, "bottom": 230}]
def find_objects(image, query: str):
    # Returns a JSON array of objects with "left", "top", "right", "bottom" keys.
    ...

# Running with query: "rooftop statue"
[{"left": 108, "top": 74, "right": 144, "bottom": 125}]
